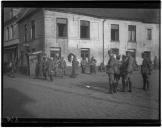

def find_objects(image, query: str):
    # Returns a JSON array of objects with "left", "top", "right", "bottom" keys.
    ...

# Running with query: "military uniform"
[
  {"left": 48, "top": 59, "right": 54, "bottom": 81},
  {"left": 141, "top": 56, "right": 152, "bottom": 90},
  {"left": 81, "top": 59, "right": 87, "bottom": 73},
  {"left": 42, "top": 58, "right": 48, "bottom": 80},
  {"left": 120, "top": 56, "right": 128, "bottom": 92},
  {"left": 106, "top": 55, "right": 116, "bottom": 94},
  {"left": 125, "top": 55, "right": 135, "bottom": 92}
]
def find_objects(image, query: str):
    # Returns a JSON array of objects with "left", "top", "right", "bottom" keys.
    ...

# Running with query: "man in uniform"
[
  {"left": 106, "top": 50, "right": 116, "bottom": 94},
  {"left": 81, "top": 57, "right": 87, "bottom": 74},
  {"left": 120, "top": 55, "right": 128, "bottom": 92},
  {"left": 42, "top": 56, "right": 48, "bottom": 80},
  {"left": 141, "top": 53, "right": 152, "bottom": 90},
  {"left": 125, "top": 51, "right": 135, "bottom": 92}
]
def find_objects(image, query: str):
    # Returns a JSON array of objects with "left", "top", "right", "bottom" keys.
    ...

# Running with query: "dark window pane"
[
  {"left": 111, "top": 24, "right": 119, "bottom": 41},
  {"left": 80, "top": 20, "right": 90, "bottom": 39},
  {"left": 128, "top": 25, "right": 136, "bottom": 41},
  {"left": 57, "top": 18, "right": 68, "bottom": 38}
]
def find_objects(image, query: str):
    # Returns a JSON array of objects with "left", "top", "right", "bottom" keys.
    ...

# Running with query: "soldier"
[
  {"left": 106, "top": 50, "right": 116, "bottom": 94},
  {"left": 42, "top": 56, "right": 48, "bottom": 80},
  {"left": 81, "top": 57, "right": 87, "bottom": 74},
  {"left": 48, "top": 57, "right": 54, "bottom": 81},
  {"left": 114, "top": 55, "right": 121, "bottom": 92},
  {"left": 141, "top": 53, "right": 152, "bottom": 90},
  {"left": 60, "top": 57, "right": 67, "bottom": 77},
  {"left": 120, "top": 55, "right": 128, "bottom": 92},
  {"left": 125, "top": 51, "right": 135, "bottom": 92},
  {"left": 71, "top": 56, "right": 79, "bottom": 78}
]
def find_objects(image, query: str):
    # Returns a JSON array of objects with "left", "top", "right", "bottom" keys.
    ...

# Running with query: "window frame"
[
  {"left": 80, "top": 20, "right": 90, "bottom": 40},
  {"left": 111, "top": 24, "right": 119, "bottom": 42},
  {"left": 81, "top": 48, "right": 90, "bottom": 60},
  {"left": 56, "top": 18, "right": 68, "bottom": 38},
  {"left": 147, "top": 28, "right": 152, "bottom": 40},
  {"left": 24, "top": 24, "right": 27, "bottom": 42},
  {"left": 128, "top": 25, "right": 136, "bottom": 42},
  {"left": 7, "top": 27, "right": 10, "bottom": 41},
  {"left": 11, "top": 25, "right": 14, "bottom": 39},
  {"left": 31, "top": 20, "right": 35, "bottom": 40}
]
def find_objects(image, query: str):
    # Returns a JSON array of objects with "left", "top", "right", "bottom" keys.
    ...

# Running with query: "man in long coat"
[
  {"left": 106, "top": 50, "right": 116, "bottom": 94},
  {"left": 125, "top": 51, "right": 135, "bottom": 92},
  {"left": 141, "top": 53, "right": 152, "bottom": 90}
]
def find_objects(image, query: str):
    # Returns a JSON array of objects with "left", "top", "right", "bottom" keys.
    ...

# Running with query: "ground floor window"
[
  {"left": 50, "top": 47, "right": 61, "bottom": 59},
  {"left": 81, "top": 48, "right": 90, "bottom": 60},
  {"left": 111, "top": 48, "right": 119, "bottom": 56},
  {"left": 143, "top": 51, "right": 151, "bottom": 59},
  {"left": 127, "top": 49, "right": 136, "bottom": 58}
]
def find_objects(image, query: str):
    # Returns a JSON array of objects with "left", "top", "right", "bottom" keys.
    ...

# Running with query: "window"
[
  {"left": 9, "top": 9, "right": 13, "bottom": 19},
  {"left": 11, "top": 25, "right": 14, "bottom": 39},
  {"left": 81, "top": 48, "right": 90, "bottom": 60},
  {"left": 31, "top": 20, "right": 35, "bottom": 40},
  {"left": 128, "top": 25, "right": 136, "bottom": 42},
  {"left": 147, "top": 29, "right": 152, "bottom": 40},
  {"left": 24, "top": 24, "right": 27, "bottom": 42},
  {"left": 111, "top": 48, "right": 119, "bottom": 56},
  {"left": 50, "top": 47, "right": 61, "bottom": 59},
  {"left": 127, "top": 49, "right": 136, "bottom": 58},
  {"left": 7, "top": 27, "right": 9, "bottom": 40},
  {"left": 56, "top": 18, "right": 68, "bottom": 38},
  {"left": 111, "top": 24, "right": 119, "bottom": 41},
  {"left": 80, "top": 20, "right": 90, "bottom": 39}
]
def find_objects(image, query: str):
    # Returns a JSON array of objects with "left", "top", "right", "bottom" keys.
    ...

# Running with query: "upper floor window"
[
  {"left": 11, "top": 25, "right": 14, "bottom": 39},
  {"left": 24, "top": 24, "right": 27, "bottom": 42},
  {"left": 7, "top": 27, "right": 9, "bottom": 40},
  {"left": 128, "top": 25, "right": 136, "bottom": 42},
  {"left": 9, "top": 9, "right": 13, "bottom": 19},
  {"left": 80, "top": 20, "right": 90, "bottom": 39},
  {"left": 56, "top": 18, "right": 68, "bottom": 38},
  {"left": 147, "top": 29, "right": 152, "bottom": 40},
  {"left": 31, "top": 20, "right": 35, "bottom": 40},
  {"left": 111, "top": 24, "right": 119, "bottom": 41}
]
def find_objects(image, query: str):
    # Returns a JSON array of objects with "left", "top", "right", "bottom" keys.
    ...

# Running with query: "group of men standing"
[
  {"left": 106, "top": 49, "right": 152, "bottom": 94},
  {"left": 80, "top": 56, "right": 97, "bottom": 74},
  {"left": 35, "top": 56, "right": 66, "bottom": 81}
]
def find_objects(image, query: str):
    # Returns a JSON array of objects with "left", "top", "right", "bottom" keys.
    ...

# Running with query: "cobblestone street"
[{"left": 3, "top": 70, "right": 159, "bottom": 119}]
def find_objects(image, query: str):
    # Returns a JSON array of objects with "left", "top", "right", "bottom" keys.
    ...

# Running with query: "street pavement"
[{"left": 2, "top": 70, "right": 159, "bottom": 119}]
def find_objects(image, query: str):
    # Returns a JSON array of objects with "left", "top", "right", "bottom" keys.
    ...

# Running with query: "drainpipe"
[{"left": 103, "top": 19, "right": 106, "bottom": 65}]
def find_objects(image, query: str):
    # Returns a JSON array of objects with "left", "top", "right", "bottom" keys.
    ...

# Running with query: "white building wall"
[
  {"left": 44, "top": 10, "right": 159, "bottom": 65},
  {"left": 44, "top": 10, "right": 104, "bottom": 65},
  {"left": 104, "top": 19, "right": 159, "bottom": 65}
]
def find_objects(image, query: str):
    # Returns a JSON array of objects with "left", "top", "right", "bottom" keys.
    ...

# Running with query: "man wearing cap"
[
  {"left": 125, "top": 51, "right": 135, "bottom": 92},
  {"left": 106, "top": 50, "right": 116, "bottom": 94},
  {"left": 141, "top": 53, "right": 152, "bottom": 90}
]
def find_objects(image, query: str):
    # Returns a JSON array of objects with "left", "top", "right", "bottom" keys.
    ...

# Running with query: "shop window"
[
  {"left": 111, "top": 24, "right": 119, "bottom": 41},
  {"left": 80, "top": 20, "right": 90, "bottom": 39},
  {"left": 56, "top": 18, "right": 68, "bottom": 38}
]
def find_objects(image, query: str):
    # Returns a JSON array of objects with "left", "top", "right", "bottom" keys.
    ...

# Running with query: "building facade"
[
  {"left": 17, "top": 8, "right": 159, "bottom": 68},
  {"left": 3, "top": 8, "right": 21, "bottom": 66}
]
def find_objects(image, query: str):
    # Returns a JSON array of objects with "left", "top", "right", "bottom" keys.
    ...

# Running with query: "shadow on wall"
[{"left": 2, "top": 88, "right": 35, "bottom": 118}]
